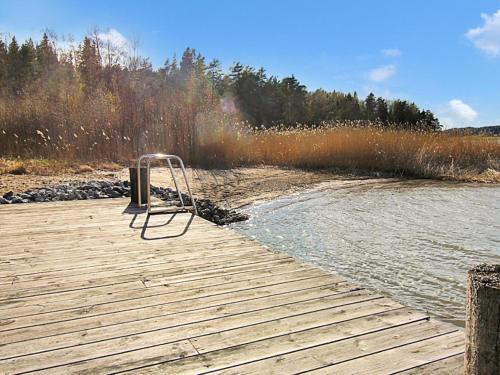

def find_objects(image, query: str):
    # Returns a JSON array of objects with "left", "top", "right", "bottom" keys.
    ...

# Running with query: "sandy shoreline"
[{"left": 0, "top": 166, "right": 386, "bottom": 209}]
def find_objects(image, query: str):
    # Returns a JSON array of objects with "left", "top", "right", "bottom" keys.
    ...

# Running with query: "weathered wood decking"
[{"left": 0, "top": 199, "right": 464, "bottom": 374}]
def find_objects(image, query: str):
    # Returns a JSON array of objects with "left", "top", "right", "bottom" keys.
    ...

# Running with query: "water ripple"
[{"left": 231, "top": 181, "right": 500, "bottom": 326}]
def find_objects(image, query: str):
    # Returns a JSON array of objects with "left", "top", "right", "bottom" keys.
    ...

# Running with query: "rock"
[
  {"left": 107, "top": 190, "right": 122, "bottom": 198},
  {"left": 9, "top": 166, "right": 27, "bottom": 175},
  {"left": 10, "top": 196, "right": 24, "bottom": 204},
  {"left": 0, "top": 180, "right": 249, "bottom": 225}
]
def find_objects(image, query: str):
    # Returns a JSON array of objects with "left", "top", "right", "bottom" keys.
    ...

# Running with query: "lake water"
[{"left": 230, "top": 180, "right": 500, "bottom": 326}]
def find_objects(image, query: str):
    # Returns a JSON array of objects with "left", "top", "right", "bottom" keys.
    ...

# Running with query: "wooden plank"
[
  {"left": 305, "top": 332, "right": 464, "bottom": 375},
  {"left": 30, "top": 304, "right": 413, "bottom": 375},
  {"left": 0, "top": 231, "right": 251, "bottom": 251},
  {"left": 116, "top": 318, "right": 458, "bottom": 374},
  {"left": 0, "top": 291, "right": 378, "bottom": 372},
  {"left": 2, "top": 287, "right": 367, "bottom": 364},
  {"left": 0, "top": 227, "right": 243, "bottom": 254},
  {"left": 0, "top": 215, "right": 223, "bottom": 244},
  {"left": 0, "top": 239, "right": 260, "bottom": 273},
  {"left": 0, "top": 254, "right": 292, "bottom": 300},
  {"left": 0, "top": 200, "right": 464, "bottom": 374},
  {"left": 396, "top": 353, "right": 464, "bottom": 374},
  {"left": 0, "top": 265, "right": 322, "bottom": 318},
  {"left": 0, "top": 259, "right": 305, "bottom": 313},
  {"left": 0, "top": 247, "right": 274, "bottom": 286},
  {"left": 190, "top": 306, "right": 418, "bottom": 354},
  {"left": 0, "top": 275, "right": 343, "bottom": 337},
  {"left": 0, "top": 282, "right": 360, "bottom": 351}
]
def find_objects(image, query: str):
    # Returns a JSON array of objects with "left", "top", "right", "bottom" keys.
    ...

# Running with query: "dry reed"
[
  {"left": 1, "top": 119, "right": 499, "bottom": 182},
  {"left": 196, "top": 123, "right": 500, "bottom": 181}
]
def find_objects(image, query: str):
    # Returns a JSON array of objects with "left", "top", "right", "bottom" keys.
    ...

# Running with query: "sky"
[{"left": 1, "top": 0, "right": 499, "bottom": 128}]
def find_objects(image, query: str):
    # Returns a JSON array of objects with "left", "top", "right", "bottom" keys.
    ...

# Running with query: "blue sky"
[{"left": 1, "top": 0, "right": 499, "bottom": 128}]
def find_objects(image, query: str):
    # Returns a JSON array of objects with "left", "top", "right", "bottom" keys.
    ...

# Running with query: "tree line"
[
  {"left": 209, "top": 63, "right": 439, "bottom": 130},
  {"left": 0, "top": 32, "right": 441, "bottom": 162}
]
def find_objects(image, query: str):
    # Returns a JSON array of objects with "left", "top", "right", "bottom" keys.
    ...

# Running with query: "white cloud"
[
  {"left": 466, "top": 9, "right": 500, "bottom": 56},
  {"left": 96, "top": 29, "right": 132, "bottom": 66},
  {"left": 438, "top": 99, "right": 478, "bottom": 128},
  {"left": 382, "top": 48, "right": 401, "bottom": 57},
  {"left": 448, "top": 99, "right": 478, "bottom": 121},
  {"left": 369, "top": 64, "right": 396, "bottom": 82},
  {"left": 98, "top": 29, "right": 130, "bottom": 50}
]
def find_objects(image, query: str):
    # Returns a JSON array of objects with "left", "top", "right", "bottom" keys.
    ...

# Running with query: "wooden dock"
[{"left": 0, "top": 199, "right": 464, "bottom": 374}]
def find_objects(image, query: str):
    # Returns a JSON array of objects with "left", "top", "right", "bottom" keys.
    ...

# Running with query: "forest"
[{"left": 0, "top": 32, "right": 441, "bottom": 163}]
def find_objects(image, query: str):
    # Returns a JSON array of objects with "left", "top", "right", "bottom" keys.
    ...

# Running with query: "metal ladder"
[{"left": 136, "top": 154, "right": 197, "bottom": 215}]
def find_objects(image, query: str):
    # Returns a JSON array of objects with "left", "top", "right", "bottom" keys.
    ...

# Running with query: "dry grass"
[
  {"left": 197, "top": 125, "right": 500, "bottom": 182},
  {"left": 2, "top": 123, "right": 499, "bottom": 183},
  {"left": 0, "top": 158, "right": 122, "bottom": 176}
]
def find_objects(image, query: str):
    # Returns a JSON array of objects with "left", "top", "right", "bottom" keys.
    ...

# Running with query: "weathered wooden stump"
[
  {"left": 465, "top": 264, "right": 500, "bottom": 375},
  {"left": 129, "top": 167, "right": 148, "bottom": 204}
]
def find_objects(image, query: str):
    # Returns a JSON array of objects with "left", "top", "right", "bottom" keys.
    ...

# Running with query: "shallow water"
[{"left": 230, "top": 180, "right": 500, "bottom": 326}]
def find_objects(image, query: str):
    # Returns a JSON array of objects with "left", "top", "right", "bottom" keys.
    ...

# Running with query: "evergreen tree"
[
  {"left": 35, "top": 33, "right": 58, "bottom": 76},
  {"left": 0, "top": 31, "right": 442, "bottom": 138},
  {"left": 280, "top": 75, "right": 307, "bottom": 125},
  {"left": 77, "top": 36, "right": 101, "bottom": 92},
  {"left": 206, "top": 59, "right": 224, "bottom": 94},
  {"left": 0, "top": 39, "right": 8, "bottom": 89},
  {"left": 19, "top": 39, "right": 36, "bottom": 87},
  {"left": 418, "top": 110, "right": 441, "bottom": 131},
  {"left": 7, "top": 37, "right": 21, "bottom": 93},
  {"left": 364, "top": 93, "right": 376, "bottom": 120},
  {"left": 180, "top": 47, "right": 194, "bottom": 77},
  {"left": 375, "top": 97, "right": 389, "bottom": 123}
]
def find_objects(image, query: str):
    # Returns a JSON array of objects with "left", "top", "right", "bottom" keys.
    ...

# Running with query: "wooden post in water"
[{"left": 465, "top": 264, "right": 500, "bottom": 375}]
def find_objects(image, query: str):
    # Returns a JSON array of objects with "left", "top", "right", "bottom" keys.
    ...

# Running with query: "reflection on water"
[{"left": 231, "top": 180, "right": 500, "bottom": 326}]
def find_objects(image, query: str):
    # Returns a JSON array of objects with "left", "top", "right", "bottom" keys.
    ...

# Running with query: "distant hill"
[{"left": 445, "top": 125, "right": 500, "bottom": 136}]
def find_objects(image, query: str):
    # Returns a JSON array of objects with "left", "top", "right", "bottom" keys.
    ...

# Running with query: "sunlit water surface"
[{"left": 230, "top": 180, "right": 500, "bottom": 326}]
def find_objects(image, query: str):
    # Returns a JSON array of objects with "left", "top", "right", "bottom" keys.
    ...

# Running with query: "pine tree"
[
  {"left": 7, "top": 37, "right": 21, "bottom": 93},
  {"left": 19, "top": 38, "right": 36, "bottom": 87},
  {"left": 77, "top": 36, "right": 101, "bottom": 92},
  {"left": 0, "top": 39, "right": 7, "bottom": 89},
  {"left": 418, "top": 110, "right": 441, "bottom": 131},
  {"left": 180, "top": 47, "right": 194, "bottom": 77},
  {"left": 375, "top": 97, "right": 389, "bottom": 123},
  {"left": 364, "top": 93, "right": 376, "bottom": 120},
  {"left": 35, "top": 33, "right": 58, "bottom": 77},
  {"left": 206, "top": 59, "right": 224, "bottom": 94},
  {"left": 280, "top": 75, "right": 307, "bottom": 125}
]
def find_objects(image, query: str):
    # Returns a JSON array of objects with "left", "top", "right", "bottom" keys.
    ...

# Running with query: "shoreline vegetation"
[
  {"left": 1, "top": 122, "right": 499, "bottom": 184},
  {"left": 0, "top": 32, "right": 499, "bottom": 185}
]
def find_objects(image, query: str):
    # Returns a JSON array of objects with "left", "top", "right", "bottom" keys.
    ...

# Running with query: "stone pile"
[{"left": 0, "top": 180, "right": 248, "bottom": 225}]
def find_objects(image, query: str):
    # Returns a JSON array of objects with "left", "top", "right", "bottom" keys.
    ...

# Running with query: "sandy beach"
[{"left": 0, "top": 166, "right": 383, "bottom": 208}]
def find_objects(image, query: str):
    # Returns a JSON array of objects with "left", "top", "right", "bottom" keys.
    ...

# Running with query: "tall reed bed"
[
  {"left": 1, "top": 114, "right": 498, "bottom": 180},
  {"left": 196, "top": 123, "right": 500, "bottom": 180}
]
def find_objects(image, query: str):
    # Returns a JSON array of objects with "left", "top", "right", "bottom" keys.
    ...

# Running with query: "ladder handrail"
[{"left": 136, "top": 153, "right": 197, "bottom": 215}]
